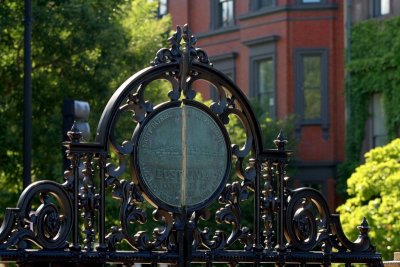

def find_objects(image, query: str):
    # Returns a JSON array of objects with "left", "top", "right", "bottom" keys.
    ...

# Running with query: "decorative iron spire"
[
  {"left": 274, "top": 130, "right": 288, "bottom": 151},
  {"left": 358, "top": 217, "right": 371, "bottom": 237},
  {"left": 67, "top": 121, "right": 82, "bottom": 143},
  {"left": 151, "top": 24, "right": 211, "bottom": 66}
]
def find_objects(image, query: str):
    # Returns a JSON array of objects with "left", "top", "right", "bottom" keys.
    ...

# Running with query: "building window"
[
  {"left": 218, "top": 0, "right": 234, "bottom": 27},
  {"left": 302, "top": 0, "right": 322, "bottom": 3},
  {"left": 372, "top": 0, "right": 390, "bottom": 17},
  {"left": 249, "top": 0, "right": 275, "bottom": 12},
  {"left": 211, "top": 0, "right": 235, "bottom": 30},
  {"left": 298, "top": 0, "right": 325, "bottom": 4},
  {"left": 255, "top": 58, "right": 275, "bottom": 118},
  {"left": 302, "top": 55, "right": 322, "bottom": 120},
  {"left": 362, "top": 93, "right": 388, "bottom": 153},
  {"left": 256, "top": 0, "right": 275, "bottom": 9},
  {"left": 295, "top": 49, "right": 329, "bottom": 138},
  {"left": 244, "top": 36, "right": 277, "bottom": 119},
  {"left": 158, "top": 0, "right": 168, "bottom": 18},
  {"left": 371, "top": 93, "right": 388, "bottom": 147},
  {"left": 209, "top": 52, "right": 237, "bottom": 101}
]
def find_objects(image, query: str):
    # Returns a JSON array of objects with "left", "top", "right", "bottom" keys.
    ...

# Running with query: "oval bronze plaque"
[{"left": 135, "top": 103, "right": 230, "bottom": 211}]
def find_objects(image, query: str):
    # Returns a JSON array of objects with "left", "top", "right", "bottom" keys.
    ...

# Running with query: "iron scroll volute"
[{"left": 16, "top": 180, "right": 73, "bottom": 249}]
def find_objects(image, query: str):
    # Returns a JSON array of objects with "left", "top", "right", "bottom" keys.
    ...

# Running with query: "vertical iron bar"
[
  {"left": 278, "top": 163, "right": 285, "bottom": 251},
  {"left": 252, "top": 158, "right": 262, "bottom": 252},
  {"left": 97, "top": 153, "right": 107, "bottom": 251},
  {"left": 263, "top": 161, "right": 274, "bottom": 250},
  {"left": 66, "top": 124, "right": 82, "bottom": 251},
  {"left": 275, "top": 162, "right": 285, "bottom": 251},
  {"left": 23, "top": 0, "right": 32, "bottom": 188},
  {"left": 185, "top": 209, "right": 193, "bottom": 267},
  {"left": 82, "top": 153, "right": 95, "bottom": 251},
  {"left": 178, "top": 214, "right": 185, "bottom": 267},
  {"left": 274, "top": 132, "right": 287, "bottom": 253},
  {"left": 70, "top": 151, "right": 81, "bottom": 251}
]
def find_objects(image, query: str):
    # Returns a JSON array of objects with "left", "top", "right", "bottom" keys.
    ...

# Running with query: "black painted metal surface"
[{"left": 0, "top": 25, "right": 383, "bottom": 266}]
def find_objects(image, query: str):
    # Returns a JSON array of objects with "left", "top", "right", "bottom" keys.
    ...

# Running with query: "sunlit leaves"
[
  {"left": 337, "top": 139, "right": 400, "bottom": 260},
  {"left": 0, "top": 0, "right": 171, "bottom": 211}
]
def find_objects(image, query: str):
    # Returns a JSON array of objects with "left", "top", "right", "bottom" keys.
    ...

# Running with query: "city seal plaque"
[{"left": 134, "top": 102, "right": 231, "bottom": 212}]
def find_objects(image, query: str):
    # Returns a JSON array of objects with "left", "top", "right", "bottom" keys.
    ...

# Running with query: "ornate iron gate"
[{"left": 0, "top": 25, "right": 383, "bottom": 266}]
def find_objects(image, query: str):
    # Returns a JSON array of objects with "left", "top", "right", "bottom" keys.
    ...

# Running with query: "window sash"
[
  {"left": 302, "top": 0, "right": 322, "bottom": 3},
  {"left": 373, "top": 0, "right": 390, "bottom": 16},
  {"left": 257, "top": 0, "right": 275, "bottom": 9},
  {"left": 218, "top": 0, "right": 234, "bottom": 27},
  {"left": 372, "top": 93, "right": 388, "bottom": 147},
  {"left": 301, "top": 55, "right": 322, "bottom": 120},
  {"left": 381, "top": 0, "right": 390, "bottom": 15},
  {"left": 294, "top": 49, "right": 328, "bottom": 125},
  {"left": 158, "top": 0, "right": 168, "bottom": 17},
  {"left": 256, "top": 58, "right": 275, "bottom": 118}
]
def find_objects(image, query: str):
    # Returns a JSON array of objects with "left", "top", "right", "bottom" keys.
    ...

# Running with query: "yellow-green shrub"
[{"left": 337, "top": 139, "right": 400, "bottom": 259}]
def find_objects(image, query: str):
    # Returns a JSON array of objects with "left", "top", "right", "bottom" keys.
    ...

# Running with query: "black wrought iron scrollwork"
[
  {"left": 105, "top": 175, "right": 176, "bottom": 252},
  {"left": 261, "top": 161, "right": 276, "bottom": 250},
  {"left": 101, "top": 24, "right": 259, "bottom": 255},
  {"left": 285, "top": 187, "right": 376, "bottom": 254},
  {"left": 212, "top": 176, "right": 254, "bottom": 250},
  {"left": 0, "top": 24, "right": 383, "bottom": 266},
  {"left": 177, "top": 62, "right": 259, "bottom": 251},
  {"left": 105, "top": 178, "right": 146, "bottom": 250},
  {"left": 330, "top": 214, "right": 375, "bottom": 252},
  {"left": 152, "top": 24, "right": 211, "bottom": 66},
  {"left": 131, "top": 209, "right": 174, "bottom": 251},
  {"left": 152, "top": 25, "right": 182, "bottom": 65},
  {"left": 0, "top": 181, "right": 73, "bottom": 250},
  {"left": 80, "top": 153, "right": 96, "bottom": 251},
  {"left": 285, "top": 188, "right": 330, "bottom": 251}
]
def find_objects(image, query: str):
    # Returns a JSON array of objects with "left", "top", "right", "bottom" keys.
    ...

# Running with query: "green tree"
[
  {"left": 0, "top": 0, "right": 171, "bottom": 208},
  {"left": 337, "top": 139, "right": 400, "bottom": 260},
  {"left": 339, "top": 16, "right": 400, "bottom": 196}
]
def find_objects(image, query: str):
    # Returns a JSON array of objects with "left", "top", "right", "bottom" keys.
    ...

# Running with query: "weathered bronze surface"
[{"left": 137, "top": 104, "right": 229, "bottom": 208}]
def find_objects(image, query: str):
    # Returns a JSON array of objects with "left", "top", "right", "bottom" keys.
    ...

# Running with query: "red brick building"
[{"left": 163, "top": 0, "right": 344, "bottom": 209}]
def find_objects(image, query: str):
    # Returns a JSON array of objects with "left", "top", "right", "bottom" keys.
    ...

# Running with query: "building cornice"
[
  {"left": 209, "top": 52, "right": 238, "bottom": 62},
  {"left": 238, "top": 4, "right": 338, "bottom": 21},
  {"left": 242, "top": 35, "right": 280, "bottom": 46},
  {"left": 197, "top": 25, "right": 240, "bottom": 39}
]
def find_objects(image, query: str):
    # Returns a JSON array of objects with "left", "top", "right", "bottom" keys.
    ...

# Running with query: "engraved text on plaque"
[{"left": 136, "top": 104, "right": 230, "bottom": 209}]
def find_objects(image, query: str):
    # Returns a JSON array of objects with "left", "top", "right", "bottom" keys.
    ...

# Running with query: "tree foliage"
[
  {"left": 339, "top": 16, "right": 400, "bottom": 195},
  {"left": 337, "top": 139, "right": 400, "bottom": 260},
  {"left": 0, "top": 0, "right": 171, "bottom": 208}
]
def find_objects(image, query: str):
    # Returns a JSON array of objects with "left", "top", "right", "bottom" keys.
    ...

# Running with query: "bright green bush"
[{"left": 337, "top": 139, "right": 400, "bottom": 259}]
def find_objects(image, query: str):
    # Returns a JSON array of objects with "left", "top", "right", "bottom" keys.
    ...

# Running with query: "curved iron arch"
[{"left": 94, "top": 61, "right": 264, "bottom": 156}]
